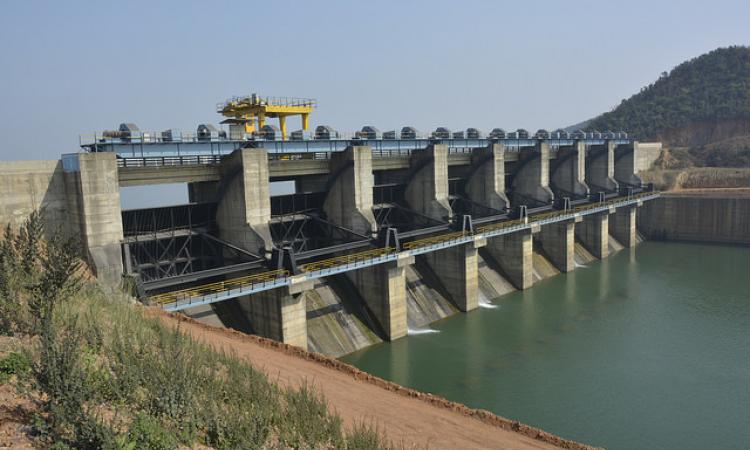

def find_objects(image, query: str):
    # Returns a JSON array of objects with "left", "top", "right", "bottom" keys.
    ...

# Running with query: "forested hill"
[{"left": 586, "top": 46, "right": 750, "bottom": 145}]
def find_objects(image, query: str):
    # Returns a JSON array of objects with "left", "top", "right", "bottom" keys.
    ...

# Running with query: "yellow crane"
[{"left": 217, "top": 94, "right": 316, "bottom": 140}]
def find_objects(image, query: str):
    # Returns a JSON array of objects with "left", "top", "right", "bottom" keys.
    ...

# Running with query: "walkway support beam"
[
  {"left": 346, "top": 253, "right": 412, "bottom": 340},
  {"left": 483, "top": 229, "right": 534, "bottom": 290},
  {"left": 539, "top": 217, "right": 580, "bottom": 273},
  {"left": 237, "top": 276, "right": 311, "bottom": 350},
  {"left": 576, "top": 208, "right": 612, "bottom": 259},
  {"left": 420, "top": 236, "right": 486, "bottom": 312},
  {"left": 610, "top": 205, "right": 638, "bottom": 247}
]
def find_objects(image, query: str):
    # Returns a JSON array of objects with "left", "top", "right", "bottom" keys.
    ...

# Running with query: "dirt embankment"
[
  {"left": 155, "top": 309, "right": 599, "bottom": 450},
  {"left": 640, "top": 166, "right": 750, "bottom": 191}
]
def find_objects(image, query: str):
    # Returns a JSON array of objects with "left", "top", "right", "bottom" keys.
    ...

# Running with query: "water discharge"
[
  {"left": 407, "top": 327, "right": 440, "bottom": 335},
  {"left": 342, "top": 242, "right": 750, "bottom": 450}
]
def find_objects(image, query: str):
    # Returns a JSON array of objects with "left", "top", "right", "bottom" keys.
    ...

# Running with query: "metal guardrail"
[
  {"left": 155, "top": 192, "right": 659, "bottom": 311},
  {"left": 118, "top": 155, "right": 223, "bottom": 168},
  {"left": 151, "top": 269, "right": 290, "bottom": 308}
]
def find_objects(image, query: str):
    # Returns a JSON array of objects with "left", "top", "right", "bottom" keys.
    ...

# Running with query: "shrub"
[{"left": 0, "top": 351, "right": 32, "bottom": 383}]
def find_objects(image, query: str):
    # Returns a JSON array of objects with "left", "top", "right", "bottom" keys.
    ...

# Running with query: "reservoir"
[{"left": 341, "top": 242, "right": 750, "bottom": 450}]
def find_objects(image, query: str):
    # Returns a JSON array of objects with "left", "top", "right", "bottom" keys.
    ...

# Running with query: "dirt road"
[{"left": 156, "top": 310, "right": 597, "bottom": 450}]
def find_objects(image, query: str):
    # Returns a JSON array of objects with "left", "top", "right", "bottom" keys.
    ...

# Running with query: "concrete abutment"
[
  {"left": 323, "top": 146, "right": 378, "bottom": 236},
  {"left": 511, "top": 142, "right": 554, "bottom": 206}
]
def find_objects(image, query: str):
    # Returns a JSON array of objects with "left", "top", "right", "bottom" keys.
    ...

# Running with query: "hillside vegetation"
[
  {"left": 586, "top": 46, "right": 750, "bottom": 169},
  {"left": 0, "top": 213, "right": 393, "bottom": 450}
]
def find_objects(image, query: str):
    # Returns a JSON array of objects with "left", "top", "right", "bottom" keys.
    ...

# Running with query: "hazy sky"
[
  {"left": 2, "top": 0, "right": 749, "bottom": 161},
  {"left": 1, "top": 1, "right": 748, "bottom": 206}
]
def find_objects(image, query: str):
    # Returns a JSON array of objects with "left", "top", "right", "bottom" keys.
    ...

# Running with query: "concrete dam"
[{"left": 0, "top": 125, "right": 663, "bottom": 357}]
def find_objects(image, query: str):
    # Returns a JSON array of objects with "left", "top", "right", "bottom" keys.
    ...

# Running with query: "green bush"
[
  {"left": 0, "top": 351, "right": 31, "bottom": 383},
  {"left": 1, "top": 212, "right": 395, "bottom": 450}
]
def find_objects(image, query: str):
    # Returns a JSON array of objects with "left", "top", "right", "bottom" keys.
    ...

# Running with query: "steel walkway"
[{"left": 152, "top": 191, "right": 659, "bottom": 312}]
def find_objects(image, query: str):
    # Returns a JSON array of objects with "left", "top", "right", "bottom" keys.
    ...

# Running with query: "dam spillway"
[{"left": 0, "top": 134, "right": 662, "bottom": 353}]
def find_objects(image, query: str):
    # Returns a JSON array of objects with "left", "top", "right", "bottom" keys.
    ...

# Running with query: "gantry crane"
[{"left": 217, "top": 93, "right": 316, "bottom": 140}]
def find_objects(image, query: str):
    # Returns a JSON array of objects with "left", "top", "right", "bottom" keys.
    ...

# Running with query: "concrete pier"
[
  {"left": 483, "top": 229, "right": 533, "bottom": 290},
  {"left": 323, "top": 146, "right": 378, "bottom": 236},
  {"left": 539, "top": 218, "right": 579, "bottom": 272},
  {"left": 68, "top": 152, "right": 124, "bottom": 282},
  {"left": 511, "top": 142, "right": 554, "bottom": 206},
  {"left": 614, "top": 142, "right": 644, "bottom": 187},
  {"left": 421, "top": 236, "right": 485, "bottom": 312},
  {"left": 551, "top": 141, "right": 589, "bottom": 197},
  {"left": 610, "top": 205, "right": 637, "bottom": 247},
  {"left": 464, "top": 143, "right": 510, "bottom": 211},
  {"left": 346, "top": 253, "right": 412, "bottom": 340},
  {"left": 586, "top": 141, "right": 619, "bottom": 193},
  {"left": 405, "top": 144, "right": 452, "bottom": 221},
  {"left": 215, "top": 149, "right": 274, "bottom": 256},
  {"left": 576, "top": 210, "right": 611, "bottom": 259},
  {"left": 239, "top": 276, "right": 311, "bottom": 350}
]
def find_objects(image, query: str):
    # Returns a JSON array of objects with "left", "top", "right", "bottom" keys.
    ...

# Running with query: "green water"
[{"left": 341, "top": 242, "right": 750, "bottom": 450}]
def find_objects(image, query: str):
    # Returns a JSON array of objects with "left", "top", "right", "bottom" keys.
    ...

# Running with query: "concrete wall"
[
  {"left": 0, "top": 160, "right": 71, "bottom": 234},
  {"left": 639, "top": 193, "right": 750, "bottom": 244},
  {"left": 635, "top": 142, "right": 662, "bottom": 173}
]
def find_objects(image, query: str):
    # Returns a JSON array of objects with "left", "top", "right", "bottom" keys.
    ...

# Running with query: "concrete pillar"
[
  {"left": 346, "top": 253, "right": 412, "bottom": 340},
  {"left": 539, "top": 218, "right": 580, "bottom": 273},
  {"left": 67, "top": 152, "right": 124, "bottom": 283},
  {"left": 464, "top": 143, "right": 510, "bottom": 210},
  {"left": 405, "top": 144, "right": 452, "bottom": 221},
  {"left": 550, "top": 141, "right": 589, "bottom": 198},
  {"left": 215, "top": 148, "right": 274, "bottom": 257},
  {"left": 614, "top": 142, "right": 644, "bottom": 187},
  {"left": 586, "top": 141, "right": 619, "bottom": 192},
  {"left": 576, "top": 211, "right": 610, "bottom": 259},
  {"left": 511, "top": 141, "right": 554, "bottom": 206},
  {"left": 611, "top": 205, "right": 637, "bottom": 247},
  {"left": 239, "top": 276, "right": 311, "bottom": 350},
  {"left": 323, "top": 146, "right": 378, "bottom": 236},
  {"left": 420, "top": 236, "right": 485, "bottom": 311},
  {"left": 188, "top": 181, "right": 219, "bottom": 203},
  {"left": 483, "top": 229, "right": 533, "bottom": 290}
]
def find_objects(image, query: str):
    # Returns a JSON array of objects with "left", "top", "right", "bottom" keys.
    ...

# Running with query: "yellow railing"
[
  {"left": 402, "top": 231, "right": 468, "bottom": 250},
  {"left": 300, "top": 247, "right": 396, "bottom": 272},
  {"left": 149, "top": 191, "right": 658, "bottom": 305},
  {"left": 149, "top": 269, "right": 289, "bottom": 306}
]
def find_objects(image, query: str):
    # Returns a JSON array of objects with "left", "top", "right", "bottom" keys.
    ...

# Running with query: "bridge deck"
[{"left": 152, "top": 192, "right": 658, "bottom": 312}]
